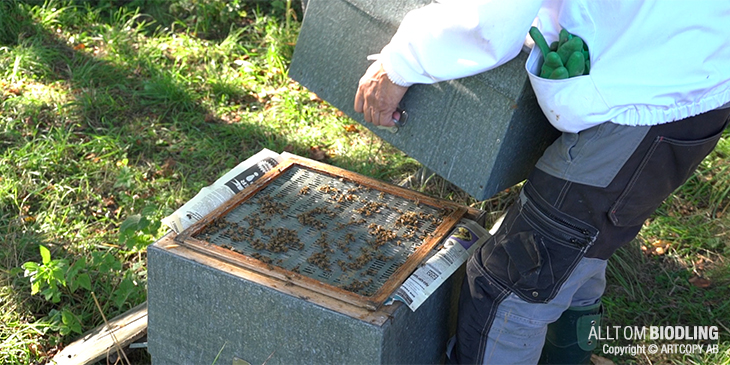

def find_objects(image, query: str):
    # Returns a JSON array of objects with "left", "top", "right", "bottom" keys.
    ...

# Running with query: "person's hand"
[{"left": 354, "top": 60, "right": 408, "bottom": 127}]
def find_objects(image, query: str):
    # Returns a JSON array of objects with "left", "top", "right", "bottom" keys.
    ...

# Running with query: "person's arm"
[{"left": 355, "top": 0, "right": 542, "bottom": 127}]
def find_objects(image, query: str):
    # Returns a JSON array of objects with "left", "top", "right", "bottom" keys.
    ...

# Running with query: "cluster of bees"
[
  {"left": 341, "top": 278, "right": 373, "bottom": 293},
  {"left": 316, "top": 183, "right": 369, "bottom": 205},
  {"left": 307, "top": 251, "right": 331, "bottom": 272},
  {"left": 315, "top": 232, "right": 332, "bottom": 251},
  {"left": 198, "top": 217, "right": 233, "bottom": 238},
  {"left": 244, "top": 212, "right": 268, "bottom": 231},
  {"left": 346, "top": 247, "right": 374, "bottom": 271},
  {"left": 307, "top": 232, "right": 337, "bottom": 272},
  {"left": 366, "top": 223, "right": 398, "bottom": 249},
  {"left": 266, "top": 228, "right": 304, "bottom": 252},
  {"left": 336, "top": 232, "right": 356, "bottom": 253},
  {"left": 195, "top": 176, "right": 449, "bottom": 297},
  {"left": 354, "top": 201, "right": 386, "bottom": 216},
  {"left": 297, "top": 206, "right": 336, "bottom": 230},
  {"left": 375, "top": 252, "right": 393, "bottom": 262},
  {"left": 257, "top": 194, "right": 289, "bottom": 216},
  {"left": 335, "top": 217, "right": 367, "bottom": 230},
  {"left": 395, "top": 211, "right": 421, "bottom": 227}
]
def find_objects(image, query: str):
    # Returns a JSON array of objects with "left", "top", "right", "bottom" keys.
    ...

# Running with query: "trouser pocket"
[
  {"left": 608, "top": 124, "right": 727, "bottom": 227},
  {"left": 479, "top": 181, "right": 599, "bottom": 303}
]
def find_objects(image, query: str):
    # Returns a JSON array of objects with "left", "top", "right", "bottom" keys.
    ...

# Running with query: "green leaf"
[
  {"left": 39, "top": 245, "right": 51, "bottom": 265},
  {"left": 119, "top": 214, "right": 142, "bottom": 244},
  {"left": 70, "top": 257, "right": 87, "bottom": 271},
  {"left": 42, "top": 287, "right": 60, "bottom": 303},
  {"left": 52, "top": 266, "right": 67, "bottom": 286},
  {"left": 140, "top": 204, "right": 157, "bottom": 217},
  {"left": 62, "top": 309, "right": 83, "bottom": 335},
  {"left": 137, "top": 216, "right": 151, "bottom": 231},
  {"left": 120, "top": 214, "right": 141, "bottom": 235},
  {"left": 148, "top": 219, "right": 161, "bottom": 235},
  {"left": 112, "top": 277, "right": 135, "bottom": 308},
  {"left": 67, "top": 257, "right": 87, "bottom": 284},
  {"left": 22, "top": 261, "right": 40, "bottom": 273},
  {"left": 76, "top": 273, "right": 92, "bottom": 291}
]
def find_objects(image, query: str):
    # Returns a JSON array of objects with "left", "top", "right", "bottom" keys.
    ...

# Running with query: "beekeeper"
[{"left": 354, "top": 1, "right": 730, "bottom": 363}]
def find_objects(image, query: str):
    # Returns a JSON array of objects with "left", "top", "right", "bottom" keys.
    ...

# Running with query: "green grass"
[
  {"left": 598, "top": 136, "right": 730, "bottom": 364},
  {"left": 0, "top": 1, "right": 417, "bottom": 362},
  {"left": 1, "top": 1, "right": 729, "bottom": 364}
]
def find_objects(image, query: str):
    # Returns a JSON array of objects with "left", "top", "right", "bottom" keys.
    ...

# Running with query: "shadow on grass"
[
  {"left": 0, "top": 0, "right": 314, "bottom": 358},
  {"left": 0, "top": 0, "right": 313, "bottom": 243}
]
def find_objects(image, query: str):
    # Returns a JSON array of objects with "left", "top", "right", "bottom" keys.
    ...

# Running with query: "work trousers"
[{"left": 450, "top": 106, "right": 730, "bottom": 364}]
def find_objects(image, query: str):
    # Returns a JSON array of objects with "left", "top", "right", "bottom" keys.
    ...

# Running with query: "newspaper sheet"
[
  {"left": 162, "top": 149, "right": 283, "bottom": 233},
  {"left": 386, "top": 219, "right": 490, "bottom": 311}
]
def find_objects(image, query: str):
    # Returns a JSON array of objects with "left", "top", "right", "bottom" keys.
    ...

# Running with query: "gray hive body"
[
  {"left": 289, "top": 0, "right": 560, "bottom": 200},
  {"left": 147, "top": 234, "right": 460, "bottom": 364}
]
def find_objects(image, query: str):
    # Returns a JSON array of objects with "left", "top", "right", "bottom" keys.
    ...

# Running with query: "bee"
[{"left": 307, "top": 251, "right": 331, "bottom": 272}]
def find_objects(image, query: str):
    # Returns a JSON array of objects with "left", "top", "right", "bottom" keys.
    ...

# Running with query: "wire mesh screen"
[
  {"left": 193, "top": 165, "right": 448, "bottom": 297},
  {"left": 175, "top": 156, "right": 465, "bottom": 309}
]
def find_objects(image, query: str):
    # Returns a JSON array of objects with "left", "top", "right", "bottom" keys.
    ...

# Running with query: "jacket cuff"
[{"left": 380, "top": 45, "right": 415, "bottom": 87}]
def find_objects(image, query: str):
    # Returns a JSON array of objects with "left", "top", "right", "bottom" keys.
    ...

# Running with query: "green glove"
[{"left": 529, "top": 26, "right": 590, "bottom": 80}]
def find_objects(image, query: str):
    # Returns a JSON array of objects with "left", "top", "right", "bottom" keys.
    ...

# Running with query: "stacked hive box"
[
  {"left": 289, "top": 0, "right": 559, "bottom": 200},
  {"left": 147, "top": 233, "right": 464, "bottom": 364}
]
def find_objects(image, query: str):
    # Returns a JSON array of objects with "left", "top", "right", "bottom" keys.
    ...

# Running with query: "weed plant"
[{"left": 0, "top": 1, "right": 728, "bottom": 364}]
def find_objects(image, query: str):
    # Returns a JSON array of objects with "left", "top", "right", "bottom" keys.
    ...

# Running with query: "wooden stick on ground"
[
  {"left": 91, "top": 292, "right": 131, "bottom": 365},
  {"left": 50, "top": 301, "right": 147, "bottom": 365}
]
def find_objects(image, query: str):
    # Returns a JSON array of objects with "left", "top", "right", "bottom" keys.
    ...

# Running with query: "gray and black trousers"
[{"left": 450, "top": 106, "right": 730, "bottom": 364}]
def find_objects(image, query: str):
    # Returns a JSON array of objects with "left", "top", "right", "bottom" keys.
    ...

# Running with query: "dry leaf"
[
  {"left": 73, "top": 43, "right": 86, "bottom": 50},
  {"left": 648, "top": 239, "right": 670, "bottom": 255},
  {"left": 102, "top": 196, "right": 116, "bottom": 207},
  {"left": 689, "top": 276, "right": 711, "bottom": 288},
  {"left": 308, "top": 146, "right": 328, "bottom": 161},
  {"left": 343, "top": 124, "right": 359, "bottom": 133},
  {"left": 160, "top": 157, "right": 176, "bottom": 177},
  {"left": 694, "top": 258, "right": 706, "bottom": 271},
  {"left": 591, "top": 354, "right": 615, "bottom": 365},
  {"left": 85, "top": 153, "right": 101, "bottom": 163},
  {"left": 27, "top": 342, "right": 43, "bottom": 357},
  {"left": 309, "top": 93, "right": 322, "bottom": 102},
  {"left": 7, "top": 84, "right": 22, "bottom": 96}
]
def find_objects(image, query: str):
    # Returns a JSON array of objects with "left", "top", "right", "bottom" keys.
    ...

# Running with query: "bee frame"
[{"left": 174, "top": 155, "right": 466, "bottom": 310}]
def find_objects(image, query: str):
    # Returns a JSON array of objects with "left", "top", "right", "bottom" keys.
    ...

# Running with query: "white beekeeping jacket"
[{"left": 379, "top": 0, "right": 730, "bottom": 133}]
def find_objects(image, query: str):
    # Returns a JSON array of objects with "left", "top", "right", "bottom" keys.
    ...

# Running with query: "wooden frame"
[{"left": 175, "top": 155, "right": 466, "bottom": 310}]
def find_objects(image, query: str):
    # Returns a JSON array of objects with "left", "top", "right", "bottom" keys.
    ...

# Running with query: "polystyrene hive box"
[
  {"left": 289, "top": 0, "right": 560, "bottom": 200},
  {"left": 147, "top": 156, "right": 484, "bottom": 364}
]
